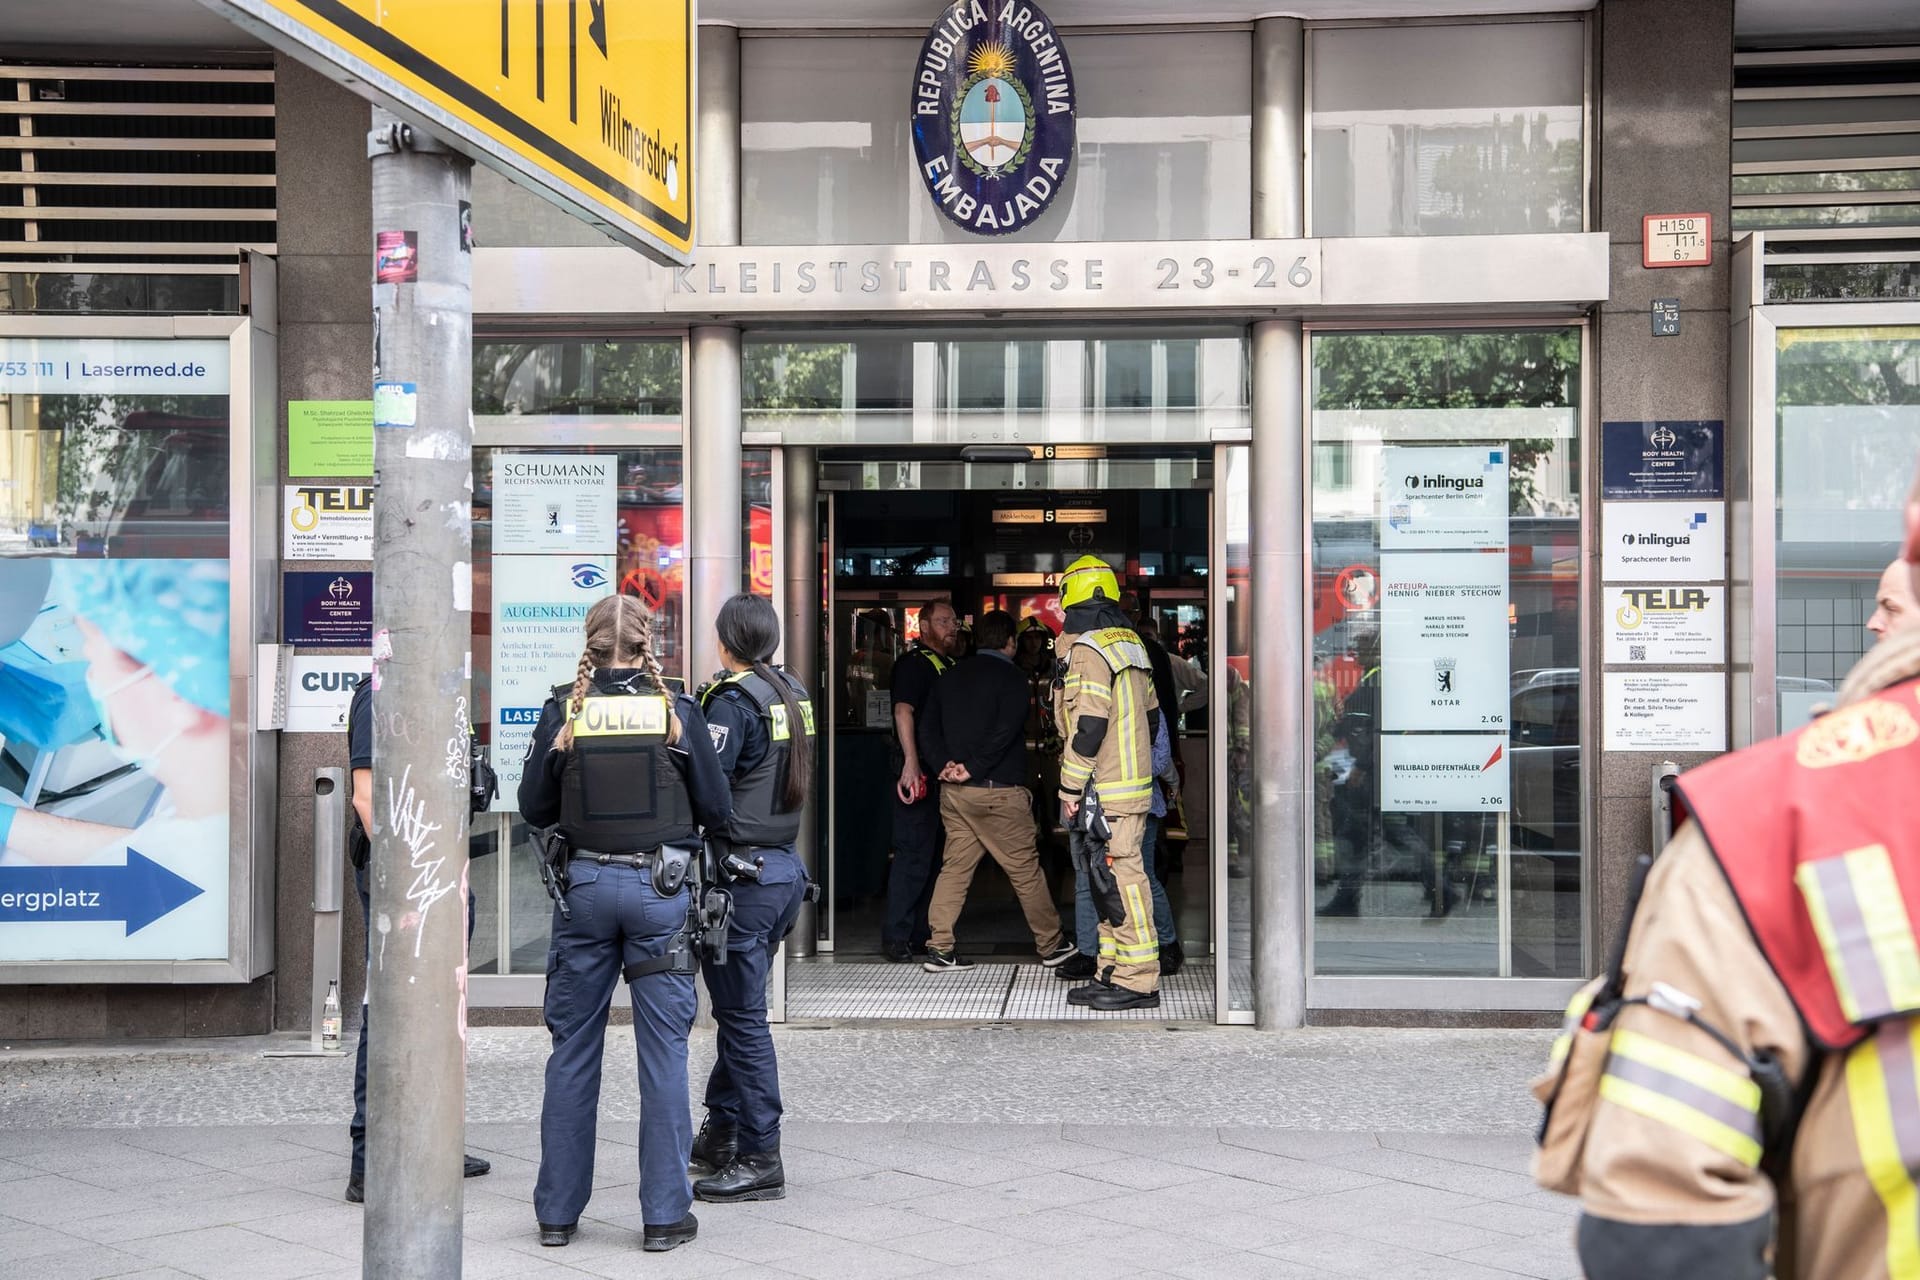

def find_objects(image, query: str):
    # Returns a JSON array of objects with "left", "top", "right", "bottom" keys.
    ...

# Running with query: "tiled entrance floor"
[{"left": 785, "top": 958, "right": 1218, "bottom": 1021}]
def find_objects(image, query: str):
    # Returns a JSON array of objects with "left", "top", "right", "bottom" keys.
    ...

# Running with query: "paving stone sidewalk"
[{"left": 0, "top": 1025, "right": 1579, "bottom": 1279}]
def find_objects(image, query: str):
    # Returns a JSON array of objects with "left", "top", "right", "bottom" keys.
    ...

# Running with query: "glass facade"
[
  {"left": 1310, "top": 329, "right": 1584, "bottom": 979},
  {"left": 1773, "top": 325, "right": 1920, "bottom": 731},
  {"left": 743, "top": 328, "right": 1247, "bottom": 445},
  {"left": 1310, "top": 21, "right": 1585, "bottom": 237},
  {"left": 468, "top": 338, "right": 687, "bottom": 976},
  {"left": 742, "top": 33, "right": 1251, "bottom": 245}
]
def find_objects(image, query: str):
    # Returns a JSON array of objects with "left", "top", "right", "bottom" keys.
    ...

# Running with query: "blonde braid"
[
  {"left": 629, "top": 605, "right": 683, "bottom": 744},
  {"left": 553, "top": 648, "right": 596, "bottom": 751}
]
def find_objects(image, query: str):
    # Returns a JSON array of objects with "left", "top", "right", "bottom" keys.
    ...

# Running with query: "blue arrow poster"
[
  {"left": 0, "top": 552, "right": 232, "bottom": 964},
  {"left": 0, "top": 851, "right": 205, "bottom": 934}
]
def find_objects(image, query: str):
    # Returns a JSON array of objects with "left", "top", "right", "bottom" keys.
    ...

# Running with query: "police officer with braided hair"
[
  {"left": 687, "top": 593, "right": 816, "bottom": 1203},
  {"left": 517, "top": 593, "right": 732, "bottom": 1255}
]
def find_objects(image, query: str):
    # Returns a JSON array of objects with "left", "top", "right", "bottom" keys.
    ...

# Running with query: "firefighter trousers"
[{"left": 1098, "top": 812, "right": 1161, "bottom": 993}]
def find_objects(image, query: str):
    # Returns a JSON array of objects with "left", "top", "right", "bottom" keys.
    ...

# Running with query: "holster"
[
  {"left": 622, "top": 924, "right": 696, "bottom": 981},
  {"left": 536, "top": 828, "right": 572, "bottom": 921},
  {"left": 654, "top": 842, "right": 695, "bottom": 897}
]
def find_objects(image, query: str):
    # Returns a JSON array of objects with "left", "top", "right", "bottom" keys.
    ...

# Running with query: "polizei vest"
[
  {"left": 702, "top": 668, "right": 814, "bottom": 847},
  {"left": 557, "top": 684, "right": 696, "bottom": 854}
]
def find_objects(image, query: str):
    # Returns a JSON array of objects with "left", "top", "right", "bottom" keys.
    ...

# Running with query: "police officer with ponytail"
[
  {"left": 517, "top": 594, "right": 731, "bottom": 1255},
  {"left": 687, "top": 593, "right": 816, "bottom": 1203}
]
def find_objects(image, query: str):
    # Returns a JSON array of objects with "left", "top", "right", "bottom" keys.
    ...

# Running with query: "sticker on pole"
[{"left": 200, "top": 0, "right": 695, "bottom": 265}]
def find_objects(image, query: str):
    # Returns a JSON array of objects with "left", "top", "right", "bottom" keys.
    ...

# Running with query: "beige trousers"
[
  {"left": 928, "top": 785, "right": 1066, "bottom": 956},
  {"left": 1098, "top": 812, "right": 1161, "bottom": 993}
]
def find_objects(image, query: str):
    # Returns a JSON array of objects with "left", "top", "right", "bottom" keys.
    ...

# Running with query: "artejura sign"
[
  {"left": 912, "top": 0, "right": 1076, "bottom": 236},
  {"left": 201, "top": 0, "right": 694, "bottom": 264}
]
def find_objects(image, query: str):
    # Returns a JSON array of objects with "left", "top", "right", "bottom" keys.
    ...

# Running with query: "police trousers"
[
  {"left": 701, "top": 846, "right": 807, "bottom": 1156},
  {"left": 535, "top": 860, "right": 696, "bottom": 1229}
]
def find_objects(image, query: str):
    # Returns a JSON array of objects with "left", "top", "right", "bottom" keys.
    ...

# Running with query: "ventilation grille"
[
  {"left": 1733, "top": 46, "right": 1920, "bottom": 234},
  {"left": 0, "top": 62, "right": 275, "bottom": 264}
]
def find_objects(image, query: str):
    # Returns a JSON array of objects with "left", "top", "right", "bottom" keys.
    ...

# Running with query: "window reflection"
[
  {"left": 742, "top": 32, "right": 1250, "bottom": 244},
  {"left": 1311, "top": 330, "right": 1583, "bottom": 979},
  {"left": 1311, "top": 21, "right": 1585, "bottom": 237}
]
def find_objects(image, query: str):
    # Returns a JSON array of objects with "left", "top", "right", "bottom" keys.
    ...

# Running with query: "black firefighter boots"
[
  {"left": 694, "top": 1149, "right": 786, "bottom": 1203},
  {"left": 689, "top": 1116, "right": 738, "bottom": 1178}
]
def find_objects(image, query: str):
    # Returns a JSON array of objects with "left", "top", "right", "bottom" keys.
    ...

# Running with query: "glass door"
[{"left": 466, "top": 335, "right": 684, "bottom": 1003}]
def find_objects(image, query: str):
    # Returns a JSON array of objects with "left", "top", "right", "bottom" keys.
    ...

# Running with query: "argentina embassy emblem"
[{"left": 911, "top": 1, "right": 1076, "bottom": 235}]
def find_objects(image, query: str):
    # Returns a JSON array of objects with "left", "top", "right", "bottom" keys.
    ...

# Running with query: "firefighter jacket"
[
  {"left": 699, "top": 667, "right": 814, "bottom": 848},
  {"left": 1054, "top": 625, "right": 1160, "bottom": 816},
  {"left": 1533, "top": 625, "right": 1920, "bottom": 1280}
]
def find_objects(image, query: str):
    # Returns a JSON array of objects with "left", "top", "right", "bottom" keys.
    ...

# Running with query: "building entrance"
[{"left": 786, "top": 447, "right": 1231, "bottom": 1021}]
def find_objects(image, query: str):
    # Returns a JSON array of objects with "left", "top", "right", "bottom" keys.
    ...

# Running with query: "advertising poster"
[
  {"left": 284, "top": 571, "right": 373, "bottom": 647},
  {"left": 288, "top": 400, "right": 374, "bottom": 477},
  {"left": 285, "top": 657, "right": 369, "bottom": 733},
  {"left": 750, "top": 505, "right": 774, "bottom": 598},
  {"left": 1380, "top": 734, "right": 1510, "bottom": 812},
  {"left": 0, "top": 337, "right": 229, "bottom": 396},
  {"left": 0, "top": 558, "right": 231, "bottom": 962},
  {"left": 1605, "top": 672, "right": 1727, "bottom": 751},
  {"left": 1380, "top": 446, "right": 1510, "bottom": 551},
  {"left": 1602, "top": 420, "right": 1723, "bottom": 501},
  {"left": 1380, "top": 552, "right": 1509, "bottom": 731},
  {"left": 1604, "top": 585, "right": 1726, "bottom": 665},
  {"left": 1602, "top": 501, "right": 1725, "bottom": 582},
  {"left": 283, "top": 484, "right": 374, "bottom": 560},
  {"left": 493, "top": 455, "right": 617, "bottom": 554},
  {"left": 491, "top": 555, "right": 616, "bottom": 805}
]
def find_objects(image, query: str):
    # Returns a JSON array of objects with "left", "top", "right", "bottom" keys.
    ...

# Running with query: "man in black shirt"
[
  {"left": 880, "top": 598, "right": 959, "bottom": 961},
  {"left": 345, "top": 678, "right": 490, "bottom": 1203},
  {"left": 916, "top": 611, "right": 1073, "bottom": 972}
]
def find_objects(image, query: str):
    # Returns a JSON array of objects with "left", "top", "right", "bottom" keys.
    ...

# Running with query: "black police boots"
[
  {"left": 694, "top": 1149, "right": 786, "bottom": 1202},
  {"left": 643, "top": 1212, "right": 699, "bottom": 1252},
  {"left": 689, "top": 1116, "right": 738, "bottom": 1178}
]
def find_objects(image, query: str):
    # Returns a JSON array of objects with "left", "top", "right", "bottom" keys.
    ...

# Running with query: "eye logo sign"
[
  {"left": 571, "top": 563, "right": 610, "bottom": 590},
  {"left": 911, "top": 0, "right": 1076, "bottom": 236}
]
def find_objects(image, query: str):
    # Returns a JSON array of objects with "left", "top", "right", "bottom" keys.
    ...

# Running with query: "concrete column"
[
  {"left": 686, "top": 24, "right": 743, "bottom": 685},
  {"left": 688, "top": 326, "right": 743, "bottom": 684},
  {"left": 1248, "top": 17, "right": 1308, "bottom": 1029},
  {"left": 1592, "top": 0, "right": 1734, "bottom": 967},
  {"left": 782, "top": 446, "right": 820, "bottom": 956},
  {"left": 696, "top": 24, "right": 741, "bottom": 247},
  {"left": 1252, "top": 17, "right": 1306, "bottom": 240},
  {"left": 1249, "top": 321, "right": 1307, "bottom": 1030}
]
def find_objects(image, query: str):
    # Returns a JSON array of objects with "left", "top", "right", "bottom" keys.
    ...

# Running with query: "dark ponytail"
[{"left": 716, "top": 594, "right": 813, "bottom": 812}]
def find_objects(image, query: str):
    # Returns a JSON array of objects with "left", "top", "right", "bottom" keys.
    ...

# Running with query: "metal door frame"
[{"left": 800, "top": 448, "right": 1225, "bottom": 1021}]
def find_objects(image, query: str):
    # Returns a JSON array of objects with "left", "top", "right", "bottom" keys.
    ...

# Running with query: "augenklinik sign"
[{"left": 912, "top": 0, "right": 1076, "bottom": 236}]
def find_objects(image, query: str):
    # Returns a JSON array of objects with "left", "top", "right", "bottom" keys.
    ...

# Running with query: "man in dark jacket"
[{"left": 916, "top": 611, "right": 1074, "bottom": 972}]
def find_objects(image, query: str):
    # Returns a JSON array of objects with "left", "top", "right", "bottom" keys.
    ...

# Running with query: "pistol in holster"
[{"left": 536, "top": 828, "right": 572, "bottom": 921}]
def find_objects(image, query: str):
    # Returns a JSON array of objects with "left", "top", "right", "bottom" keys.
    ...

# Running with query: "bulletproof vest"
[
  {"left": 1676, "top": 675, "right": 1920, "bottom": 1051},
  {"left": 557, "top": 684, "right": 697, "bottom": 853},
  {"left": 702, "top": 668, "right": 814, "bottom": 847}
]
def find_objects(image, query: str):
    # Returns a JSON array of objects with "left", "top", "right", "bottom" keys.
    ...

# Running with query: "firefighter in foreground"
[
  {"left": 1533, "top": 455, "right": 1920, "bottom": 1279},
  {"left": 518, "top": 593, "right": 732, "bottom": 1254},
  {"left": 1053, "top": 554, "right": 1163, "bottom": 1011}
]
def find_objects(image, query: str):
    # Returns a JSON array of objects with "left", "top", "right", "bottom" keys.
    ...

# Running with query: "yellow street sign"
[{"left": 205, "top": 0, "right": 694, "bottom": 263}]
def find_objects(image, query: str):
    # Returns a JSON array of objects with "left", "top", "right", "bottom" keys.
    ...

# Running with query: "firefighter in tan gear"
[
  {"left": 1053, "top": 554, "right": 1163, "bottom": 1011},
  {"left": 1534, "top": 456, "right": 1920, "bottom": 1280}
]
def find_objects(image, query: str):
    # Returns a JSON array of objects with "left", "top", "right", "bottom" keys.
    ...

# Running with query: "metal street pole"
[{"left": 363, "top": 106, "right": 473, "bottom": 1279}]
